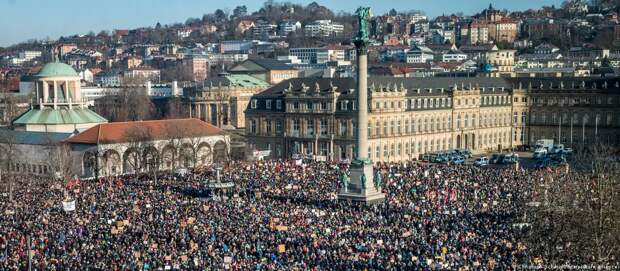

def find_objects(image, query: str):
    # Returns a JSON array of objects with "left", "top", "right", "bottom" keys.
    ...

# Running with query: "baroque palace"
[{"left": 245, "top": 76, "right": 620, "bottom": 162}]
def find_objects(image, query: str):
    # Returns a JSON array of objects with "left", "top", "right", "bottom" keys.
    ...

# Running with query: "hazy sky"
[{"left": 0, "top": 0, "right": 564, "bottom": 47}]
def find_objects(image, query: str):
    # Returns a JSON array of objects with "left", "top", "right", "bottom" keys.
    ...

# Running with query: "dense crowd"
[{"left": 0, "top": 160, "right": 554, "bottom": 270}]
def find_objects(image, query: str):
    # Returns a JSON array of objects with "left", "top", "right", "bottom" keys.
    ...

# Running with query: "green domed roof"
[{"left": 36, "top": 62, "right": 79, "bottom": 78}]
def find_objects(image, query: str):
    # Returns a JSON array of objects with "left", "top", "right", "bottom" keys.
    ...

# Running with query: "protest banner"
[{"left": 62, "top": 200, "right": 76, "bottom": 212}]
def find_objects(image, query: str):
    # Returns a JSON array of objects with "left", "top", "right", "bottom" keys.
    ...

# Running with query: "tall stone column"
[
  {"left": 338, "top": 6, "right": 385, "bottom": 204},
  {"left": 357, "top": 51, "right": 369, "bottom": 160}
]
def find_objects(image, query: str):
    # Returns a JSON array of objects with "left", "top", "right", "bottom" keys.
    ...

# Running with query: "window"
[
  {"left": 276, "top": 100, "right": 282, "bottom": 110},
  {"left": 276, "top": 120, "right": 283, "bottom": 134},
  {"left": 320, "top": 102, "right": 327, "bottom": 111},
  {"left": 320, "top": 119, "right": 328, "bottom": 136},
  {"left": 514, "top": 112, "right": 518, "bottom": 124},
  {"left": 307, "top": 120, "right": 315, "bottom": 136},
  {"left": 341, "top": 101, "right": 348, "bottom": 110},
  {"left": 266, "top": 99, "right": 272, "bottom": 109},
  {"left": 376, "top": 121, "right": 381, "bottom": 136},
  {"left": 390, "top": 120, "right": 395, "bottom": 135},
  {"left": 250, "top": 119, "right": 257, "bottom": 133},
  {"left": 405, "top": 119, "right": 409, "bottom": 134},
  {"left": 293, "top": 119, "right": 300, "bottom": 136},
  {"left": 376, "top": 146, "right": 380, "bottom": 159},
  {"left": 307, "top": 102, "right": 313, "bottom": 111},
  {"left": 266, "top": 120, "right": 272, "bottom": 134},
  {"left": 251, "top": 99, "right": 257, "bottom": 109},
  {"left": 340, "top": 120, "right": 348, "bottom": 137},
  {"left": 293, "top": 102, "right": 299, "bottom": 110}
]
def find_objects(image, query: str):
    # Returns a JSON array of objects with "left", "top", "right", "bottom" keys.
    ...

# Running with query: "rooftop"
[
  {"left": 13, "top": 107, "right": 107, "bottom": 125},
  {"left": 0, "top": 129, "right": 72, "bottom": 145},
  {"left": 64, "top": 118, "right": 225, "bottom": 145},
  {"left": 36, "top": 62, "right": 79, "bottom": 78}
]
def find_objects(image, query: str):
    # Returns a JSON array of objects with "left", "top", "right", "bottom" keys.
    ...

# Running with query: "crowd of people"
[{"left": 0, "top": 159, "right": 557, "bottom": 270}]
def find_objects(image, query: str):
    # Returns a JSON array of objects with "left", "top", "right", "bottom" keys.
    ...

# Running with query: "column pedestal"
[{"left": 338, "top": 160, "right": 385, "bottom": 204}]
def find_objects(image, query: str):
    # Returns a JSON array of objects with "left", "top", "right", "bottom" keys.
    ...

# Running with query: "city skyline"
[{"left": 0, "top": 0, "right": 565, "bottom": 47}]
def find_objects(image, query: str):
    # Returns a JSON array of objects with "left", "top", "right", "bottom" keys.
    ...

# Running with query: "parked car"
[
  {"left": 451, "top": 156, "right": 465, "bottom": 165},
  {"left": 421, "top": 153, "right": 432, "bottom": 162},
  {"left": 490, "top": 154, "right": 505, "bottom": 164},
  {"left": 502, "top": 153, "right": 519, "bottom": 164},
  {"left": 474, "top": 157, "right": 489, "bottom": 167},
  {"left": 533, "top": 148, "right": 547, "bottom": 159},
  {"left": 456, "top": 149, "right": 473, "bottom": 158}
]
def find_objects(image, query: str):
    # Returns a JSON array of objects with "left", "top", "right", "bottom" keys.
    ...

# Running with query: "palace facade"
[{"left": 245, "top": 77, "right": 620, "bottom": 162}]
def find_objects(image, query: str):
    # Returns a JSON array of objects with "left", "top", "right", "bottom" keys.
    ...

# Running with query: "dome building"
[{"left": 13, "top": 61, "right": 107, "bottom": 133}]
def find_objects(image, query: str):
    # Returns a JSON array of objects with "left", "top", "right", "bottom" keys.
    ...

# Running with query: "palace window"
[
  {"left": 251, "top": 99, "right": 257, "bottom": 109},
  {"left": 250, "top": 119, "right": 257, "bottom": 133},
  {"left": 276, "top": 100, "right": 282, "bottom": 110},
  {"left": 405, "top": 119, "right": 409, "bottom": 134},
  {"left": 307, "top": 120, "right": 315, "bottom": 136},
  {"left": 340, "top": 120, "right": 348, "bottom": 137},
  {"left": 266, "top": 99, "right": 272, "bottom": 109},
  {"left": 266, "top": 120, "right": 272, "bottom": 135},
  {"left": 320, "top": 120, "right": 328, "bottom": 136},
  {"left": 276, "top": 120, "right": 283, "bottom": 134},
  {"left": 514, "top": 112, "right": 518, "bottom": 124},
  {"left": 293, "top": 119, "right": 300, "bottom": 135}
]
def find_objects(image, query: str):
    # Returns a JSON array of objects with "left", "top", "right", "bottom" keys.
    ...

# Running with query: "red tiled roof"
[{"left": 65, "top": 118, "right": 225, "bottom": 144}]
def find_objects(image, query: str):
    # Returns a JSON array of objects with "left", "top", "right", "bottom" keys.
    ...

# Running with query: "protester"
[{"left": 0, "top": 159, "right": 554, "bottom": 270}]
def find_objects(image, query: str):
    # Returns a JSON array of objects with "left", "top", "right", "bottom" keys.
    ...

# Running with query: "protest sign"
[{"left": 62, "top": 200, "right": 76, "bottom": 212}]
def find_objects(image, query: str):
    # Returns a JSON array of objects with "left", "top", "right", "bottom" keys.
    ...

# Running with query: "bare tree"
[
  {"left": 122, "top": 123, "right": 154, "bottom": 174},
  {"left": 0, "top": 129, "right": 19, "bottom": 202},
  {"left": 94, "top": 80, "right": 156, "bottom": 122},
  {"left": 46, "top": 141, "right": 77, "bottom": 198},
  {"left": 0, "top": 92, "right": 29, "bottom": 126},
  {"left": 162, "top": 121, "right": 188, "bottom": 171},
  {"left": 527, "top": 143, "right": 620, "bottom": 265},
  {"left": 164, "top": 97, "right": 185, "bottom": 119}
]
